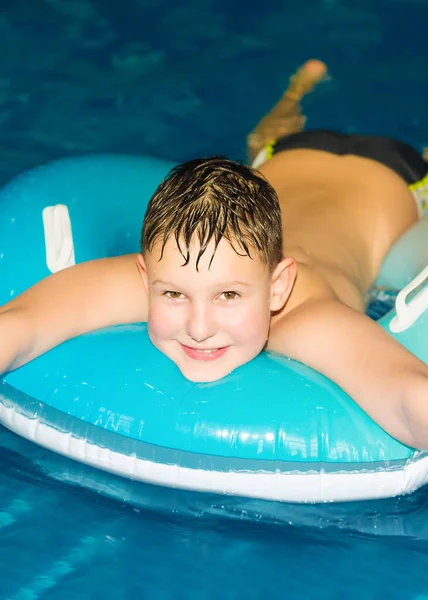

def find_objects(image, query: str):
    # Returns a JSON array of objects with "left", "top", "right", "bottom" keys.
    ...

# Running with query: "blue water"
[{"left": 1, "top": 0, "right": 428, "bottom": 598}]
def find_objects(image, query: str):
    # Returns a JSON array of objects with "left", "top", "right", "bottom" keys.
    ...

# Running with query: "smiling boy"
[
  {"left": 0, "top": 60, "right": 428, "bottom": 448},
  {"left": 138, "top": 157, "right": 290, "bottom": 383}
]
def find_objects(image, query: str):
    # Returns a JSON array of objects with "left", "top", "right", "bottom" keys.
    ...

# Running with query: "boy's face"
[{"left": 138, "top": 237, "right": 294, "bottom": 383}]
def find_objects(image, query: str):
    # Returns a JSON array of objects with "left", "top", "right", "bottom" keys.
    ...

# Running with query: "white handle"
[
  {"left": 42, "top": 204, "right": 75, "bottom": 273},
  {"left": 389, "top": 265, "right": 428, "bottom": 333},
  {"left": 251, "top": 148, "right": 268, "bottom": 169}
]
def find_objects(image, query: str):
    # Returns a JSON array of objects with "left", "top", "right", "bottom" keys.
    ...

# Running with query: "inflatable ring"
[{"left": 0, "top": 154, "right": 427, "bottom": 503}]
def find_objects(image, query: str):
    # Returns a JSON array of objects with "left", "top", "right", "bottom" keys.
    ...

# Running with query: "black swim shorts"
[{"left": 254, "top": 130, "right": 428, "bottom": 217}]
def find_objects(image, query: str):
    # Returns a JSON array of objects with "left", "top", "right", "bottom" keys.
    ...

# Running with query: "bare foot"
[
  {"left": 297, "top": 59, "right": 328, "bottom": 86},
  {"left": 248, "top": 59, "right": 328, "bottom": 163}
]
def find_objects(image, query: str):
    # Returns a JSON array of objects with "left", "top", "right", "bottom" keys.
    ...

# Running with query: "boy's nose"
[{"left": 186, "top": 304, "right": 216, "bottom": 343}]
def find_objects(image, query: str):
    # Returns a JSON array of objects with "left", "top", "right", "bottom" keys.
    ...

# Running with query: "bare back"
[{"left": 258, "top": 148, "right": 419, "bottom": 313}]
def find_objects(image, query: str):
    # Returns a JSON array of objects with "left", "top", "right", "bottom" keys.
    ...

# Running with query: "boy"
[{"left": 0, "top": 60, "right": 427, "bottom": 448}]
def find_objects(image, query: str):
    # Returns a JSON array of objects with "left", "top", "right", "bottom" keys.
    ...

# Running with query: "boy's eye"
[
  {"left": 221, "top": 291, "right": 239, "bottom": 301},
  {"left": 164, "top": 291, "right": 183, "bottom": 299}
]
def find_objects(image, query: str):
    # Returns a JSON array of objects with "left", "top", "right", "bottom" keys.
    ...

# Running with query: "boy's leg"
[{"left": 247, "top": 59, "right": 327, "bottom": 164}]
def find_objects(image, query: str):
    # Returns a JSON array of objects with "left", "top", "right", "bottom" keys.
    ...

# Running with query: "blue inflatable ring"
[{"left": 0, "top": 154, "right": 427, "bottom": 503}]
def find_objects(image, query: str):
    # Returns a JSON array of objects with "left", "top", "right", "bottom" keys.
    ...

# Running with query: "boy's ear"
[
  {"left": 136, "top": 254, "right": 149, "bottom": 291},
  {"left": 269, "top": 257, "right": 296, "bottom": 312}
]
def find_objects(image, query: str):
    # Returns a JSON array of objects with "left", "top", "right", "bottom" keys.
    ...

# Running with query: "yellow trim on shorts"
[
  {"left": 408, "top": 173, "right": 428, "bottom": 215},
  {"left": 408, "top": 172, "right": 428, "bottom": 192},
  {"left": 265, "top": 139, "right": 276, "bottom": 161}
]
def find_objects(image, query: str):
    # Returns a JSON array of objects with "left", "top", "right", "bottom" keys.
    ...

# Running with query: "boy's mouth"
[{"left": 180, "top": 344, "right": 229, "bottom": 361}]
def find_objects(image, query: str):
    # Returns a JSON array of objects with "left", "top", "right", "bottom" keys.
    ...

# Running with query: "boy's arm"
[
  {"left": 269, "top": 299, "right": 428, "bottom": 449},
  {"left": 0, "top": 254, "right": 148, "bottom": 374}
]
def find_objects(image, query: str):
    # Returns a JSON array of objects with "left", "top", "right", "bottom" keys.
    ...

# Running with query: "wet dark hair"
[{"left": 140, "top": 156, "right": 282, "bottom": 271}]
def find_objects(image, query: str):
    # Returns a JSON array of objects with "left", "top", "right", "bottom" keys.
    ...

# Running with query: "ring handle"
[
  {"left": 389, "top": 265, "right": 428, "bottom": 333},
  {"left": 42, "top": 204, "right": 75, "bottom": 273}
]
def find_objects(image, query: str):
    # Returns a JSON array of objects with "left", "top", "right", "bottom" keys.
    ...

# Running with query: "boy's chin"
[
  {"left": 176, "top": 352, "right": 259, "bottom": 383},
  {"left": 151, "top": 338, "right": 262, "bottom": 383},
  {"left": 178, "top": 364, "right": 233, "bottom": 383},
  {"left": 173, "top": 348, "right": 265, "bottom": 383}
]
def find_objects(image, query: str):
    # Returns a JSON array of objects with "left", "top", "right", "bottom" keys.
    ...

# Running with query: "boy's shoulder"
[{"left": 51, "top": 253, "right": 148, "bottom": 327}]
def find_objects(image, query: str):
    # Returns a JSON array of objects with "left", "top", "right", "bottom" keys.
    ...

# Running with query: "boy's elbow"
[
  {"left": 0, "top": 308, "right": 35, "bottom": 374},
  {"left": 400, "top": 372, "right": 428, "bottom": 450}
]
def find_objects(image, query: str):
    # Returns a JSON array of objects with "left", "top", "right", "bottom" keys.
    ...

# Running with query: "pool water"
[
  {"left": 1, "top": 0, "right": 428, "bottom": 598},
  {"left": 3, "top": 428, "right": 428, "bottom": 600}
]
